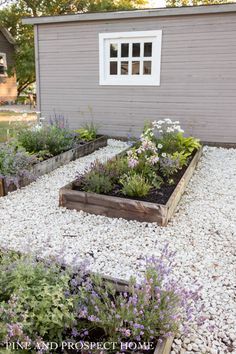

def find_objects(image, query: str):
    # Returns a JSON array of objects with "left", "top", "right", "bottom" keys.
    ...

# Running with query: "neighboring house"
[
  {"left": 0, "top": 27, "right": 17, "bottom": 103},
  {"left": 23, "top": 4, "right": 236, "bottom": 143}
]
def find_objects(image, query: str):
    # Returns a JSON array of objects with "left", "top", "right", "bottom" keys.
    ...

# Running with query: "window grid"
[
  {"left": 109, "top": 41, "right": 152, "bottom": 77},
  {"left": 99, "top": 30, "right": 162, "bottom": 86}
]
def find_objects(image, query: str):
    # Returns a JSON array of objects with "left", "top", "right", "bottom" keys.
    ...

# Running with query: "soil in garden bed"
[{"left": 73, "top": 151, "right": 195, "bottom": 205}]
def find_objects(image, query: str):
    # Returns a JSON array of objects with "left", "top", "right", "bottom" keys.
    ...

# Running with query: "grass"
[
  {"left": 0, "top": 111, "right": 37, "bottom": 143},
  {"left": 0, "top": 110, "right": 23, "bottom": 116},
  {"left": 0, "top": 121, "right": 14, "bottom": 142}
]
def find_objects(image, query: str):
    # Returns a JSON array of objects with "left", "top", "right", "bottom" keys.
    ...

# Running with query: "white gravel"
[{"left": 0, "top": 140, "right": 235, "bottom": 354}]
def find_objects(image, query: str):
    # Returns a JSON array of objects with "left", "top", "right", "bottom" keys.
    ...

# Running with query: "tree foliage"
[
  {"left": 0, "top": 0, "right": 147, "bottom": 96},
  {"left": 166, "top": 0, "right": 236, "bottom": 6}
]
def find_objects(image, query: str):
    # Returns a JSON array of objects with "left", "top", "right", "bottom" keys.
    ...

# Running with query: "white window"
[
  {"left": 0, "top": 53, "right": 7, "bottom": 76},
  {"left": 99, "top": 30, "right": 162, "bottom": 86}
]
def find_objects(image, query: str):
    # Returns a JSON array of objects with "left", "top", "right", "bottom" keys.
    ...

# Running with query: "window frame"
[
  {"left": 0, "top": 52, "right": 7, "bottom": 77},
  {"left": 99, "top": 30, "right": 162, "bottom": 86}
]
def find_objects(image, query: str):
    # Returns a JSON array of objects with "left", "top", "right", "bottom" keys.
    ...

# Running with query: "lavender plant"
[
  {"left": 0, "top": 144, "right": 37, "bottom": 187},
  {"left": 49, "top": 113, "right": 70, "bottom": 130},
  {"left": 72, "top": 244, "right": 204, "bottom": 353}
]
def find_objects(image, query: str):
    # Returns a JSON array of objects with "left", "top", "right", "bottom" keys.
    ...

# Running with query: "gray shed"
[{"left": 23, "top": 4, "right": 236, "bottom": 144}]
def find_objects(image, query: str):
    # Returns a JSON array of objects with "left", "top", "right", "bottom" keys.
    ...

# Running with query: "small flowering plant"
[
  {"left": 72, "top": 244, "right": 204, "bottom": 352},
  {"left": 143, "top": 119, "right": 200, "bottom": 157}
]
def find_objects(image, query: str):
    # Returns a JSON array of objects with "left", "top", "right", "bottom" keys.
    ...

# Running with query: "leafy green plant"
[
  {"left": 17, "top": 125, "right": 75, "bottom": 157},
  {"left": 120, "top": 173, "right": 152, "bottom": 197},
  {"left": 175, "top": 134, "right": 201, "bottom": 156},
  {"left": 0, "top": 252, "right": 76, "bottom": 345},
  {"left": 74, "top": 123, "right": 98, "bottom": 142}
]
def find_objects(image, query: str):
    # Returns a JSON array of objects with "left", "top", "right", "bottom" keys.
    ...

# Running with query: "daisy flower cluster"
[{"left": 152, "top": 118, "right": 184, "bottom": 135}]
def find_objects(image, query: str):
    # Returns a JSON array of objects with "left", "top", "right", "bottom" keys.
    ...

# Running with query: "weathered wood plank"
[
  {"left": 154, "top": 336, "right": 174, "bottom": 354},
  {"left": 165, "top": 147, "right": 203, "bottom": 225},
  {"left": 0, "top": 178, "right": 5, "bottom": 198},
  {"left": 32, "top": 135, "right": 107, "bottom": 177}
]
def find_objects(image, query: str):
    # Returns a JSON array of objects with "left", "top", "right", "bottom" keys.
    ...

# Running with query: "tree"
[
  {"left": 0, "top": 0, "right": 147, "bottom": 96},
  {"left": 166, "top": 0, "right": 236, "bottom": 6}
]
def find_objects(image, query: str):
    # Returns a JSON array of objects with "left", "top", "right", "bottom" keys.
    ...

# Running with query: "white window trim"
[
  {"left": 99, "top": 30, "right": 162, "bottom": 86},
  {"left": 0, "top": 52, "right": 7, "bottom": 77}
]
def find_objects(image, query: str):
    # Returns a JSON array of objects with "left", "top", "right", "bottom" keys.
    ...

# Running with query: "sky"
[{"left": 148, "top": 0, "right": 166, "bottom": 7}]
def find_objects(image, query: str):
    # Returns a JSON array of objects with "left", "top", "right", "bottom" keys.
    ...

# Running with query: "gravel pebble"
[{"left": 0, "top": 141, "right": 236, "bottom": 354}]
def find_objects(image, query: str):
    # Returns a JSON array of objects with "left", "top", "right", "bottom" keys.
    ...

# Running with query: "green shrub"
[
  {"left": 120, "top": 173, "right": 152, "bottom": 197},
  {"left": 74, "top": 123, "right": 97, "bottom": 142},
  {"left": 83, "top": 172, "right": 113, "bottom": 194},
  {"left": 17, "top": 125, "right": 75, "bottom": 157},
  {"left": 175, "top": 134, "right": 201, "bottom": 156},
  {"left": 0, "top": 252, "right": 76, "bottom": 345}
]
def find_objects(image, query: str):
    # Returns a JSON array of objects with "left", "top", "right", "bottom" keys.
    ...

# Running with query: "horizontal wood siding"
[
  {"left": 37, "top": 13, "right": 236, "bottom": 143},
  {"left": 0, "top": 31, "right": 17, "bottom": 102}
]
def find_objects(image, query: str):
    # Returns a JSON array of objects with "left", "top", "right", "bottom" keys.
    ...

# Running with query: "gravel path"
[{"left": 0, "top": 140, "right": 235, "bottom": 354}]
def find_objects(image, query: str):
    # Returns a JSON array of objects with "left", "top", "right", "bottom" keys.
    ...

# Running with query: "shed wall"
[
  {"left": 0, "top": 31, "right": 17, "bottom": 102},
  {"left": 37, "top": 12, "right": 236, "bottom": 143}
]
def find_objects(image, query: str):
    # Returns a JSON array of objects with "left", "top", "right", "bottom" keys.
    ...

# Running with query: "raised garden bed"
[
  {"left": 59, "top": 147, "right": 202, "bottom": 226},
  {"left": 0, "top": 135, "right": 107, "bottom": 197}
]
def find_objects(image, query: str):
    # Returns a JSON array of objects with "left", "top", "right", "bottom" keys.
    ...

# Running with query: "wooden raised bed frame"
[
  {"left": 0, "top": 136, "right": 107, "bottom": 197},
  {"left": 59, "top": 147, "right": 203, "bottom": 226}
]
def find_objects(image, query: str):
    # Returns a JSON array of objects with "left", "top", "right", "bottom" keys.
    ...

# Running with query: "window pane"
[
  {"left": 144, "top": 42, "right": 152, "bottom": 57},
  {"left": 110, "top": 44, "right": 118, "bottom": 58},
  {"left": 143, "top": 61, "right": 152, "bottom": 75},
  {"left": 0, "top": 56, "right": 4, "bottom": 64},
  {"left": 121, "top": 43, "right": 129, "bottom": 58},
  {"left": 121, "top": 61, "right": 129, "bottom": 75},
  {"left": 132, "top": 61, "right": 140, "bottom": 75},
  {"left": 132, "top": 43, "right": 140, "bottom": 57},
  {"left": 0, "top": 65, "right": 4, "bottom": 75},
  {"left": 110, "top": 61, "right": 117, "bottom": 75}
]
